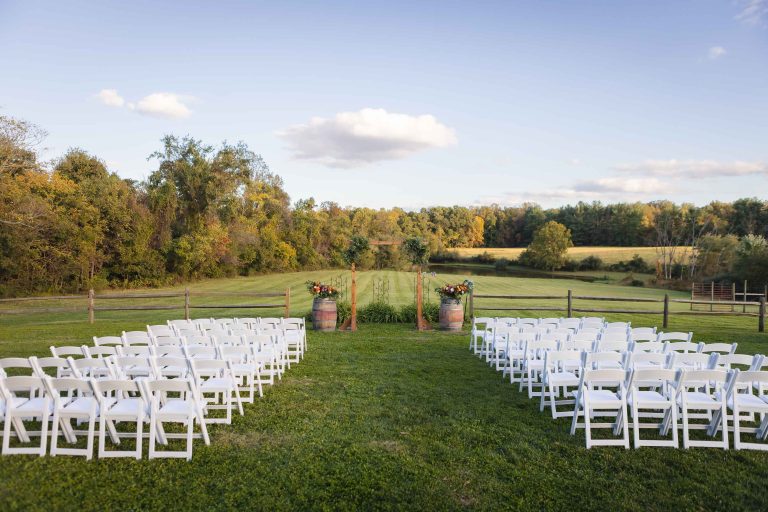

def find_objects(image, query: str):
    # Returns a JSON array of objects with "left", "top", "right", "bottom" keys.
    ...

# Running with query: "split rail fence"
[
  {"left": 469, "top": 289, "right": 766, "bottom": 333},
  {"left": 0, "top": 288, "right": 291, "bottom": 324}
]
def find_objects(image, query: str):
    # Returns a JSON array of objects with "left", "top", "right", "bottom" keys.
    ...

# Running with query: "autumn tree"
[{"left": 519, "top": 221, "right": 573, "bottom": 271}]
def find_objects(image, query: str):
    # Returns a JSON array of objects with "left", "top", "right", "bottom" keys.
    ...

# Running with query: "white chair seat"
[
  {"left": 578, "top": 390, "right": 621, "bottom": 406},
  {"left": 548, "top": 372, "right": 578, "bottom": 384},
  {"left": 105, "top": 398, "right": 147, "bottom": 417},
  {"left": 728, "top": 394, "right": 768, "bottom": 410},
  {"left": 158, "top": 400, "right": 196, "bottom": 419},
  {"left": 15, "top": 397, "right": 52, "bottom": 414},
  {"left": 201, "top": 377, "right": 236, "bottom": 390},
  {"left": 677, "top": 392, "right": 718, "bottom": 407},
  {"left": 628, "top": 391, "right": 667, "bottom": 407},
  {"left": 62, "top": 397, "right": 97, "bottom": 415}
]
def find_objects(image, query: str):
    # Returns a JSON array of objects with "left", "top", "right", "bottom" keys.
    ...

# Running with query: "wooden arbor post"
[
  {"left": 339, "top": 263, "right": 358, "bottom": 331},
  {"left": 416, "top": 266, "right": 424, "bottom": 331}
]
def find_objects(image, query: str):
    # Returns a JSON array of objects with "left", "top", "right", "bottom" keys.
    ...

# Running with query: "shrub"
[
  {"left": 494, "top": 258, "right": 511, "bottom": 271},
  {"left": 560, "top": 259, "right": 579, "bottom": 272},
  {"left": 578, "top": 255, "right": 604, "bottom": 271},
  {"left": 609, "top": 254, "right": 653, "bottom": 274},
  {"left": 358, "top": 301, "right": 400, "bottom": 323},
  {"left": 519, "top": 221, "right": 573, "bottom": 271},
  {"left": 630, "top": 279, "right": 645, "bottom": 287}
]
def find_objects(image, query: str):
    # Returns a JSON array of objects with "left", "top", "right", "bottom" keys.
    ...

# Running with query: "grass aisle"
[{"left": 1, "top": 324, "right": 768, "bottom": 510}]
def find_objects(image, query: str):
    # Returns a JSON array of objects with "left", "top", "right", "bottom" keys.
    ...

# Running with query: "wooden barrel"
[
  {"left": 312, "top": 298, "right": 337, "bottom": 331},
  {"left": 439, "top": 299, "right": 464, "bottom": 331}
]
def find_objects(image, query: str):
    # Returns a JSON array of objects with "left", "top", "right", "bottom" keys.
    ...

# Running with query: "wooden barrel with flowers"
[
  {"left": 307, "top": 281, "right": 339, "bottom": 331},
  {"left": 436, "top": 281, "right": 470, "bottom": 331}
]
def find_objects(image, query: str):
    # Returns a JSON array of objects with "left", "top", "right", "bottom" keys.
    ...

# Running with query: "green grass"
[
  {"left": 1, "top": 272, "right": 768, "bottom": 510},
  {"left": 450, "top": 246, "right": 690, "bottom": 265}
]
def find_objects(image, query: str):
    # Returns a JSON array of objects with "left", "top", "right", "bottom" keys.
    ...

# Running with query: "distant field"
[{"left": 448, "top": 246, "right": 691, "bottom": 264}]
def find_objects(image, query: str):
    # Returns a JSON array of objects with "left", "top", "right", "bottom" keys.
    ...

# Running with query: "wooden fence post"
[
  {"left": 710, "top": 282, "right": 714, "bottom": 312},
  {"left": 468, "top": 287, "right": 474, "bottom": 319},
  {"left": 744, "top": 280, "right": 748, "bottom": 313},
  {"left": 567, "top": 289, "right": 573, "bottom": 318},
  {"left": 88, "top": 288, "right": 95, "bottom": 324},
  {"left": 284, "top": 287, "right": 291, "bottom": 318},
  {"left": 663, "top": 294, "right": 669, "bottom": 329},
  {"left": 184, "top": 287, "right": 190, "bottom": 320},
  {"left": 416, "top": 267, "right": 424, "bottom": 331},
  {"left": 759, "top": 297, "right": 765, "bottom": 333},
  {"left": 350, "top": 263, "right": 357, "bottom": 332}
]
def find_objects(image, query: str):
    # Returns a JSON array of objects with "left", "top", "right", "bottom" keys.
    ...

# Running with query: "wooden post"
[
  {"left": 416, "top": 267, "right": 424, "bottom": 331},
  {"left": 663, "top": 294, "right": 669, "bottom": 329},
  {"left": 690, "top": 283, "right": 694, "bottom": 311},
  {"left": 710, "top": 281, "right": 714, "bottom": 312},
  {"left": 184, "top": 287, "right": 190, "bottom": 320},
  {"left": 88, "top": 288, "right": 95, "bottom": 324},
  {"left": 759, "top": 297, "right": 765, "bottom": 333},
  {"left": 567, "top": 289, "right": 573, "bottom": 318},
  {"left": 284, "top": 287, "right": 291, "bottom": 318},
  {"left": 350, "top": 263, "right": 357, "bottom": 332},
  {"left": 732, "top": 282, "right": 737, "bottom": 312},
  {"left": 744, "top": 280, "right": 748, "bottom": 313},
  {"left": 468, "top": 287, "right": 474, "bottom": 319}
]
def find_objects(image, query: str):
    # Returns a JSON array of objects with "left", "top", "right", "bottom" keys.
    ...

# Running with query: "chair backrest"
[
  {"left": 595, "top": 340, "right": 631, "bottom": 353},
  {"left": 627, "top": 352, "right": 670, "bottom": 368},
  {"left": 699, "top": 342, "right": 737, "bottom": 355},
  {"left": 538, "top": 332, "right": 569, "bottom": 344},
  {"left": 190, "top": 358, "right": 232, "bottom": 382},
  {"left": 153, "top": 335, "right": 185, "bottom": 347},
  {"left": 68, "top": 356, "right": 114, "bottom": 379},
  {"left": 523, "top": 339, "right": 558, "bottom": 360},
  {"left": 93, "top": 335, "right": 124, "bottom": 347},
  {"left": 243, "top": 333, "right": 276, "bottom": 349},
  {"left": 559, "top": 339, "right": 594, "bottom": 352},
  {"left": 571, "top": 330, "right": 599, "bottom": 343},
  {"left": 184, "top": 334, "right": 215, "bottom": 348},
  {"left": 148, "top": 324, "right": 175, "bottom": 337},
  {"left": 657, "top": 331, "right": 693, "bottom": 343},
  {"left": 91, "top": 378, "right": 144, "bottom": 406},
  {"left": 168, "top": 319, "right": 195, "bottom": 329},
  {"left": 583, "top": 351, "right": 626, "bottom": 369},
  {"left": 192, "top": 318, "right": 215, "bottom": 328},
  {"left": 122, "top": 331, "right": 151, "bottom": 346},
  {"left": 668, "top": 352, "right": 716, "bottom": 370},
  {"left": 43, "top": 376, "right": 94, "bottom": 402},
  {"left": 50, "top": 345, "right": 86, "bottom": 358},
  {"left": 213, "top": 334, "right": 244, "bottom": 347},
  {"left": 631, "top": 341, "right": 668, "bottom": 353},
  {"left": 517, "top": 318, "right": 539, "bottom": 327},
  {"left": 677, "top": 369, "right": 729, "bottom": 391},
  {"left": 84, "top": 346, "right": 118, "bottom": 358},
  {"left": 176, "top": 328, "right": 202, "bottom": 339},
  {"left": 559, "top": 318, "right": 582, "bottom": 330},
  {"left": 630, "top": 327, "right": 657, "bottom": 337},
  {"left": 729, "top": 370, "right": 768, "bottom": 394},
  {"left": 580, "top": 318, "right": 605, "bottom": 330},
  {"left": 150, "top": 356, "right": 191, "bottom": 378},
  {"left": 141, "top": 378, "right": 198, "bottom": 405},
  {"left": 548, "top": 328, "right": 573, "bottom": 340},
  {"left": 579, "top": 368, "right": 628, "bottom": 390},
  {"left": 543, "top": 350, "right": 582, "bottom": 371},
  {"left": 30, "top": 356, "right": 70, "bottom": 377},
  {"left": 629, "top": 332, "right": 658, "bottom": 343},
  {"left": 282, "top": 318, "right": 305, "bottom": 329},
  {"left": 112, "top": 356, "right": 151, "bottom": 378},
  {"left": 214, "top": 318, "right": 235, "bottom": 327},
  {"left": 219, "top": 345, "right": 253, "bottom": 363},
  {"left": 628, "top": 368, "right": 678, "bottom": 391},
  {"left": 154, "top": 345, "right": 186, "bottom": 358},
  {"left": 184, "top": 346, "right": 218, "bottom": 359},
  {"left": 605, "top": 321, "right": 630, "bottom": 330},
  {"left": 496, "top": 317, "right": 518, "bottom": 326},
  {"left": 600, "top": 330, "right": 630, "bottom": 343},
  {"left": 717, "top": 353, "right": 761, "bottom": 371},
  {"left": 666, "top": 341, "right": 702, "bottom": 354},
  {"left": 227, "top": 327, "right": 252, "bottom": 337},
  {"left": 0, "top": 357, "right": 36, "bottom": 375},
  {"left": 117, "top": 345, "right": 153, "bottom": 357},
  {"left": 0, "top": 375, "right": 47, "bottom": 398},
  {"left": 235, "top": 317, "right": 260, "bottom": 329}
]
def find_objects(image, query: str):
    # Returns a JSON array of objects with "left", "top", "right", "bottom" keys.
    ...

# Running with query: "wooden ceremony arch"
[{"left": 339, "top": 240, "right": 429, "bottom": 332}]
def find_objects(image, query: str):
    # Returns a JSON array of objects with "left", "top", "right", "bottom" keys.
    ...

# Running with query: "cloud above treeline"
[
  {"left": 95, "top": 89, "right": 193, "bottom": 119},
  {"left": 278, "top": 108, "right": 457, "bottom": 168},
  {"left": 708, "top": 46, "right": 727, "bottom": 60},
  {"left": 736, "top": 0, "right": 768, "bottom": 26},
  {"left": 616, "top": 159, "right": 768, "bottom": 178}
]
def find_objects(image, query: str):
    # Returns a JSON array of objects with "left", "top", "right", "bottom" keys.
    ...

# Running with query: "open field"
[
  {"left": 448, "top": 246, "right": 691, "bottom": 264},
  {"left": 1, "top": 310, "right": 768, "bottom": 509}
]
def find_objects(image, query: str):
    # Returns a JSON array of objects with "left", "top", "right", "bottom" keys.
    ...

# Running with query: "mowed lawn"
[
  {"left": 1, "top": 273, "right": 767, "bottom": 510},
  {"left": 449, "top": 246, "right": 691, "bottom": 264}
]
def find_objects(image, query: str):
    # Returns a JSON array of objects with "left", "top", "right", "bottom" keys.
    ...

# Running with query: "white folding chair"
[
  {"left": 67, "top": 356, "right": 115, "bottom": 380},
  {"left": 219, "top": 345, "right": 263, "bottom": 402},
  {"left": 112, "top": 356, "right": 153, "bottom": 379},
  {"left": 0, "top": 357, "right": 37, "bottom": 376},
  {"left": 674, "top": 369, "right": 730, "bottom": 449},
  {"left": 727, "top": 371, "right": 768, "bottom": 451},
  {"left": 150, "top": 356, "right": 191, "bottom": 379},
  {"left": 570, "top": 369, "right": 630, "bottom": 449},
  {"left": 579, "top": 317, "right": 604, "bottom": 330},
  {"left": 84, "top": 345, "right": 118, "bottom": 359},
  {"left": 31, "top": 356, "right": 71, "bottom": 379},
  {"left": 541, "top": 350, "right": 582, "bottom": 418},
  {"left": 141, "top": 378, "right": 209, "bottom": 460},
  {"left": 630, "top": 327, "right": 657, "bottom": 339},
  {"left": 600, "top": 330, "right": 630, "bottom": 343},
  {"left": 627, "top": 368, "right": 679, "bottom": 448},
  {"left": 595, "top": 340, "right": 631, "bottom": 353},
  {"left": 91, "top": 378, "right": 149, "bottom": 459},
  {"left": 519, "top": 339, "right": 558, "bottom": 398},
  {"left": 122, "top": 331, "right": 152, "bottom": 346},
  {"left": 44, "top": 376, "right": 98, "bottom": 459},
  {"left": 148, "top": 324, "right": 175, "bottom": 338},
  {"left": 668, "top": 352, "right": 716, "bottom": 371},
  {"left": 667, "top": 341, "right": 703, "bottom": 354},
  {"left": 631, "top": 341, "right": 668, "bottom": 353},
  {"left": 0, "top": 376, "right": 51, "bottom": 456},
  {"left": 190, "top": 359, "right": 244, "bottom": 424},
  {"left": 627, "top": 352, "right": 670, "bottom": 370},
  {"left": 559, "top": 318, "right": 582, "bottom": 331},
  {"left": 489, "top": 325, "right": 518, "bottom": 370},
  {"left": 657, "top": 332, "right": 693, "bottom": 344}
]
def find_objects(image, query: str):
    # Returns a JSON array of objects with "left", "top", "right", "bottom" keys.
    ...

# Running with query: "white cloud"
[
  {"left": 129, "top": 93, "right": 192, "bottom": 119},
  {"left": 616, "top": 159, "right": 768, "bottom": 178},
  {"left": 277, "top": 108, "right": 457, "bottom": 168},
  {"left": 708, "top": 46, "right": 727, "bottom": 60},
  {"left": 736, "top": 0, "right": 768, "bottom": 26},
  {"left": 96, "top": 89, "right": 125, "bottom": 107},
  {"left": 95, "top": 89, "right": 193, "bottom": 119},
  {"left": 574, "top": 177, "right": 668, "bottom": 194}
]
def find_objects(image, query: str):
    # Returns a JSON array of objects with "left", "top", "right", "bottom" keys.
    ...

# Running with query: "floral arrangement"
[
  {"left": 306, "top": 281, "right": 340, "bottom": 299},
  {"left": 435, "top": 280, "right": 472, "bottom": 300}
]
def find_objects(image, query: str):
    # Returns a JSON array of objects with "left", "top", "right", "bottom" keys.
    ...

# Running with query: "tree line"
[{"left": 2, "top": 113, "right": 767, "bottom": 295}]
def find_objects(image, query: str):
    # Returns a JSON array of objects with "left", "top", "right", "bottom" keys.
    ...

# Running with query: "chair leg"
[{"left": 50, "top": 410, "right": 61, "bottom": 457}]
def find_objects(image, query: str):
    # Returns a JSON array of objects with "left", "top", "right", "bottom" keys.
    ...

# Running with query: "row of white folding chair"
[
  {"left": 0, "top": 374, "right": 210, "bottom": 460},
  {"left": 569, "top": 367, "right": 768, "bottom": 450}
]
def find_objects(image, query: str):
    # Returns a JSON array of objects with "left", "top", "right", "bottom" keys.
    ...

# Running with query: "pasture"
[
  {"left": 447, "top": 246, "right": 691, "bottom": 265},
  {"left": 1, "top": 271, "right": 767, "bottom": 510}
]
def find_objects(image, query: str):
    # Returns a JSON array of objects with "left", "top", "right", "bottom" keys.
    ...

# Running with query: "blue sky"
[{"left": 1, "top": 0, "right": 766, "bottom": 209}]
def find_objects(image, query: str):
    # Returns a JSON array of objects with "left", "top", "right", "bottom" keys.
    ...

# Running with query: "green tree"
[{"left": 519, "top": 221, "right": 573, "bottom": 271}]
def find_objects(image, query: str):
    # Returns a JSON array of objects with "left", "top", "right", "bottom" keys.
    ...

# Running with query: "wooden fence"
[
  {"left": 0, "top": 288, "right": 291, "bottom": 323},
  {"left": 469, "top": 289, "right": 767, "bottom": 333}
]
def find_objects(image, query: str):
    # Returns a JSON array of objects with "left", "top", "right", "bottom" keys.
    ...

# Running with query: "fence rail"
[
  {"left": 469, "top": 289, "right": 766, "bottom": 332},
  {"left": 0, "top": 288, "right": 291, "bottom": 323}
]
